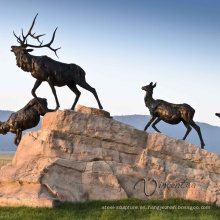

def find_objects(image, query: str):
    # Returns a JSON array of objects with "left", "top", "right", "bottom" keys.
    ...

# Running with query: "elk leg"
[
  {"left": 31, "top": 80, "right": 42, "bottom": 98},
  {"left": 182, "top": 121, "right": 192, "bottom": 140},
  {"left": 189, "top": 120, "right": 205, "bottom": 149},
  {"left": 31, "top": 80, "right": 47, "bottom": 111},
  {"left": 47, "top": 80, "right": 60, "bottom": 110},
  {"left": 152, "top": 118, "right": 161, "bottom": 133},
  {"left": 78, "top": 82, "right": 103, "bottom": 109},
  {"left": 68, "top": 84, "right": 81, "bottom": 110},
  {"left": 144, "top": 115, "right": 156, "bottom": 131}
]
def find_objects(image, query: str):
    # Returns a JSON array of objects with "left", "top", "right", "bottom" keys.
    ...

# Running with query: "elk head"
[{"left": 12, "top": 13, "right": 61, "bottom": 58}]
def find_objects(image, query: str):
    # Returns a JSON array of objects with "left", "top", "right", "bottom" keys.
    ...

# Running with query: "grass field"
[
  {"left": 0, "top": 198, "right": 219, "bottom": 220},
  {"left": 0, "top": 154, "right": 14, "bottom": 168}
]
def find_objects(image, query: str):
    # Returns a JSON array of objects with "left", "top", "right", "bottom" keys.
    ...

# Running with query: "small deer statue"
[
  {"left": 11, "top": 14, "right": 103, "bottom": 111},
  {"left": 142, "top": 82, "right": 205, "bottom": 149},
  {"left": 0, "top": 98, "right": 52, "bottom": 146}
]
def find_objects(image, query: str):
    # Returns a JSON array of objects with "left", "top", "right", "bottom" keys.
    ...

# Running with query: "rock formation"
[{"left": 0, "top": 105, "right": 220, "bottom": 207}]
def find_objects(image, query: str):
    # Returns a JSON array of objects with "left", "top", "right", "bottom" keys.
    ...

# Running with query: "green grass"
[{"left": 0, "top": 198, "right": 219, "bottom": 220}]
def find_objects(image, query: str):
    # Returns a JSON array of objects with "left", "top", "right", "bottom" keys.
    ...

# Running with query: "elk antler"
[
  {"left": 22, "top": 14, "right": 44, "bottom": 44},
  {"left": 13, "top": 13, "right": 61, "bottom": 57},
  {"left": 24, "top": 27, "right": 61, "bottom": 57},
  {"left": 13, "top": 14, "right": 42, "bottom": 45}
]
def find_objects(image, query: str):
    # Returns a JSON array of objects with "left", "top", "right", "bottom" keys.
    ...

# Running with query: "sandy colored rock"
[
  {"left": 75, "top": 105, "right": 112, "bottom": 118},
  {"left": 0, "top": 106, "right": 220, "bottom": 207}
]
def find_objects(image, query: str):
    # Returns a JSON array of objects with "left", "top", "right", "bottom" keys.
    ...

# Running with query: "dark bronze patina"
[
  {"left": 11, "top": 14, "right": 103, "bottom": 111},
  {"left": 0, "top": 98, "right": 52, "bottom": 146},
  {"left": 142, "top": 82, "right": 205, "bottom": 149},
  {"left": 216, "top": 113, "right": 220, "bottom": 118}
]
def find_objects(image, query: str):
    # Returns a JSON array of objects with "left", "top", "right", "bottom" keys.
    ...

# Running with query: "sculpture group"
[
  {"left": 0, "top": 14, "right": 217, "bottom": 149},
  {"left": 12, "top": 13, "right": 103, "bottom": 111},
  {"left": 1, "top": 14, "right": 103, "bottom": 144}
]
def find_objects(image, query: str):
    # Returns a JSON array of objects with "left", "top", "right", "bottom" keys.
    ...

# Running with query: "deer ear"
[
  {"left": 153, "top": 83, "right": 157, "bottom": 88},
  {"left": 150, "top": 82, "right": 153, "bottom": 86}
]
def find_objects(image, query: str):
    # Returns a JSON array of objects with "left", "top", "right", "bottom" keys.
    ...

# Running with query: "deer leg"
[
  {"left": 78, "top": 82, "right": 103, "bottom": 110},
  {"left": 31, "top": 80, "right": 48, "bottom": 111},
  {"left": 182, "top": 121, "right": 192, "bottom": 140},
  {"left": 144, "top": 115, "right": 156, "bottom": 131},
  {"left": 68, "top": 84, "right": 81, "bottom": 110},
  {"left": 152, "top": 118, "right": 161, "bottom": 133},
  {"left": 14, "top": 135, "right": 18, "bottom": 146},
  {"left": 14, "top": 128, "right": 21, "bottom": 146},
  {"left": 18, "top": 130, "right": 22, "bottom": 145},
  {"left": 189, "top": 120, "right": 205, "bottom": 149},
  {"left": 47, "top": 80, "right": 60, "bottom": 110}
]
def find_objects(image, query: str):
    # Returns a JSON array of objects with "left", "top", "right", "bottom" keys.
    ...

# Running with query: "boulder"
[{"left": 0, "top": 105, "right": 220, "bottom": 207}]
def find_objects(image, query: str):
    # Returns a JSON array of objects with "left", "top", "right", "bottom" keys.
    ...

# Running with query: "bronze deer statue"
[
  {"left": 142, "top": 82, "right": 205, "bottom": 149},
  {"left": 0, "top": 98, "right": 52, "bottom": 146},
  {"left": 11, "top": 14, "right": 103, "bottom": 111},
  {"left": 216, "top": 113, "right": 220, "bottom": 118}
]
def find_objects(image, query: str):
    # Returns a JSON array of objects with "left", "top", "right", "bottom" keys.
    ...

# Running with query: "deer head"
[
  {"left": 12, "top": 14, "right": 61, "bottom": 58},
  {"left": 142, "top": 82, "right": 157, "bottom": 92},
  {"left": 216, "top": 113, "right": 220, "bottom": 118},
  {"left": 35, "top": 98, "right": 49, "bottom": 116},
  {"left": 0, "top": 122, "right": 9, "bottom": 135}
]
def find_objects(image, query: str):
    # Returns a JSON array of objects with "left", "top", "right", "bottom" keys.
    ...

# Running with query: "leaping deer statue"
[
  {"left": 142, "top": 82, "right": 205, "bottom": 149},
  {"left": 11, "top": 14, "right": 103, "bottom": 111},
  {"left": 0, "top": 98, "right": 52, "bottom": 146}
]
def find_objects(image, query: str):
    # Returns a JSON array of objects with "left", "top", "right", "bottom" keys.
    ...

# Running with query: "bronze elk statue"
[
  {"left": 0, "top": 98, "right": 52, "bottom": 146},
  {"left": 11, "top": 14, "right": 103, "bottom": 111},
  {"left": 142, "top": 82, "right": 205, "bottom": 149}
]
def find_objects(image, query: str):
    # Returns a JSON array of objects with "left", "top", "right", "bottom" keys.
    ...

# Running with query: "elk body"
[
  {"left": 11, "top": 14, "right": 103, "bottom": 111},
  {"left": 142, "top": 82, "right": 205, "bottom": 149},
  {"left": 0, "top": 98, "right": 51, "bottom": 146}
]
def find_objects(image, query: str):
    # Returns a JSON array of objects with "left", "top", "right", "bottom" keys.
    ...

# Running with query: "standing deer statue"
[
  {"left": 0, "top": 98, "right": 52, "bottom": 146},
  {"left": 11, "top": 14, "right": 103, "bottom": 111},
  {"left": 142, "top": 82, "right": 205, "bottom": 149}
]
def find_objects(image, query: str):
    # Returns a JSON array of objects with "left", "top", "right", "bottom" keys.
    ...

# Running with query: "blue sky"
[{"left": 0, "top": 0, "right": 220, "bottom": 126}]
